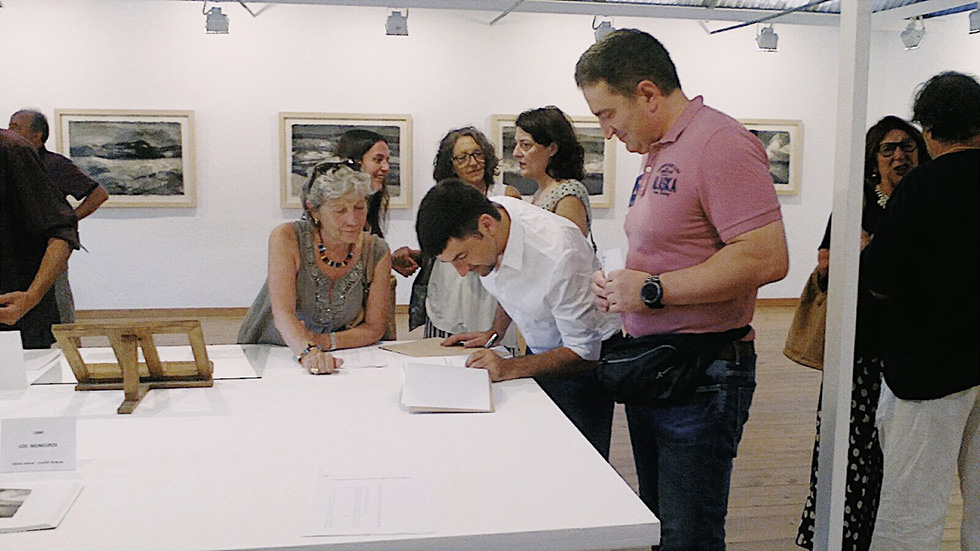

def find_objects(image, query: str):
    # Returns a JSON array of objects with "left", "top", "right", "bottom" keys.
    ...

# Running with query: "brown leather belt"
[{"left": 716, "top": 340, "right": 755, "bottom": 362}]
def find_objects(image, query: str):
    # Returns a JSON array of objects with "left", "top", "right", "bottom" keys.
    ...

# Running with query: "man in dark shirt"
[
  {"left": 9, "top": 109, "right": 107, "bottom": 323},
  {"left": 863, "top": 71, "right": 980, "bottom": 551},
  {"left": 0, "top": 129, "right": 80, "bottom": 348}
]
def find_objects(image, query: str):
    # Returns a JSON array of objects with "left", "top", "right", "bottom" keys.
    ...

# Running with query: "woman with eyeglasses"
[
  {"left": 238, "top": 163, "right": 392, "bottom": 375},
  {"left": 513, "top": 106, "right": 592, "bottom": 238},
  {"left": 397, "top": 127, "right": 520, "bottom": 342},
  {"left": 796, "top": 116, "right": 930, "bottom": 551}
]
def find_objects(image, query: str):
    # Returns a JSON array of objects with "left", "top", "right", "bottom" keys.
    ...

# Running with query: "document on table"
[
  {"left": 24, "top": 350, "right": 61, "bottom": 373},
  {"left": 331, "top": 347, "right": 389, "bottom": 369},
  {"left": 401, "top": 362, "right": 493, "bottom": 413},
  {"left": 380, "top": 338, "right": 475, "bottom": 357},
  {"left": 304, "top": 474, "right": 434, "bottom": 536},
  {"left": 0, "top": 481, "right": 83, "bottom": 534}
]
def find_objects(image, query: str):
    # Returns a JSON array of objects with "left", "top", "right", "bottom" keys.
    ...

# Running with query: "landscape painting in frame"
[
  {"left": 741, "top": 119, "right": 803, "bottom": 196},
  {"left": 491, "top": 115, "right": 614, "bottom": 208},
  {"left": 280, "top": 113, "right": 413, "bottom": 209},
  {"left": 55, "top": 109, "right": 196, "bottom": 207}
]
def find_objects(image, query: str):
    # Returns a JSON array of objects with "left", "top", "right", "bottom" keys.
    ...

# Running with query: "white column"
[{"left": 813, "top": 0, "right": 872, "bottom": 549}]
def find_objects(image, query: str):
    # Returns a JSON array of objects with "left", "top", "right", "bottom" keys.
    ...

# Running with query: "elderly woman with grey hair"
[{"left": 238, "top": 162, "right": 392, "bottom": 375}]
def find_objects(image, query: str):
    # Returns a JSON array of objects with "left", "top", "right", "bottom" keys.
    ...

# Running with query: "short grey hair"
[{"left": 303, "top": 163, "right": 374, "bottom": 209}]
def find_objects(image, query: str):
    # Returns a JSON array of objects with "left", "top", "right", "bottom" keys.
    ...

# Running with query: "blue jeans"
[{"left": 625, "top": 349, "right": 757, "bottom": 551}]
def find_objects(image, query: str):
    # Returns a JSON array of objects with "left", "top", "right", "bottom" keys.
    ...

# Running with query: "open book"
[
  {"left": 401, "top": 362, "right": 494, "bottom": 413},
  {"left": 0, "top": 481, "right": 83, "bottom": 534}
]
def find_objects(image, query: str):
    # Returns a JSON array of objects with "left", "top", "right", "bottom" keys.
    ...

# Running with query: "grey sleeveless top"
[{"left": 237, "top": 221, "right": 388, "bottom": 346}]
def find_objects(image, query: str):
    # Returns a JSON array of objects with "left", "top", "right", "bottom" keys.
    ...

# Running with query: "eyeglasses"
[
  {"left": 311, "top": 158, "right": 360, "bottom": 175},
  {"left": 878, "top": 140, "right": 917, "bottom": 158},
  {"left": 452, "top": 150, "right": 485, "bottom": 165}
]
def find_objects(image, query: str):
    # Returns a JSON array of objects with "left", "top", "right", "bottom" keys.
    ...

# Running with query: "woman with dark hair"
[
  {"left": 403, "top": 127, "right": 519, "bottom": 341},
  {"left": 334, "top": 129, "right": 416, "bottom": 282},
  {"left": 334, "top": 129, "right": 391, "bottom": 239},
  {"left": 514, "top": 106, "right": 591, "bottom": 237},
  {"left": 432, "top": 127, "right": 521, "bottom": 198},
  {"left": 238, "top": 163, "right": 392, "bottom": 375},
  {"left": 796, "top": 115, "right": 931, "bottom": 551}
]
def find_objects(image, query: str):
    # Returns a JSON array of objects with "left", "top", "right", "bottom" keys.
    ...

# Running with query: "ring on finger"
[{"left": 310, "top": 366, "right": 320, "bottom": 374}]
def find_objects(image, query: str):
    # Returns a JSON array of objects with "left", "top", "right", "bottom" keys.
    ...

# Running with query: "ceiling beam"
[
  {"left": 871, "top": 0, "right": 975, "bottom": 22},
  {"left": 188, "top": 0, "right": 841, "bottom": 26}
]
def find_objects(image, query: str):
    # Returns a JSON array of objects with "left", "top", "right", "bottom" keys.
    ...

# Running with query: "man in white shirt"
[{"left": 416, "top": 179, "right": 622, "bottom": 457}]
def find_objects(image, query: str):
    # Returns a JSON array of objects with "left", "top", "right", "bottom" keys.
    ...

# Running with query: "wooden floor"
[{"left": 75, "top": 304, "right": 964, "bottom": 550}]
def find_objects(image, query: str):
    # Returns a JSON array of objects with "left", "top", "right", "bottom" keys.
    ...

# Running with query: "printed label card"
[{"left": 1, "top": 417, "right": 77, "bottom": 473}]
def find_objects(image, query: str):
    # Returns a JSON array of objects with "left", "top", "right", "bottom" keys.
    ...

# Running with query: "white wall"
[{"left": 1, "top": 0, "right": 977, "bottom": 309}]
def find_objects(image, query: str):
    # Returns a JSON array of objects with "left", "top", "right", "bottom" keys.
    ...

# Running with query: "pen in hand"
[{"left": 484, "top": 332, "right": 500, "bottom": 349}]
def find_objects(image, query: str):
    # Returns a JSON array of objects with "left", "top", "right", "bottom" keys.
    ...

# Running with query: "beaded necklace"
[{"left": 317, "top": 241, "right": 355, "bottom": 268}]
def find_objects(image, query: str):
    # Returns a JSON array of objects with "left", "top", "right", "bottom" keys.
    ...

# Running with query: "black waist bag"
[{"left": 597, "top": 326, "right": 751, "bottom": 406}]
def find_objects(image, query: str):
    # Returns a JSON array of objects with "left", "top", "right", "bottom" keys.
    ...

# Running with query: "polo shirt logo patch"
[
  {"left": 629, "top": 174, "right": 643, "bottom": 206},
  {"left": 652, "top": 163, "right": 679, "bottom": 195}
]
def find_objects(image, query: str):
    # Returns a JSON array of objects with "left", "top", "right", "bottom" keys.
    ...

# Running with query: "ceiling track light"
[
  {"left": 901, "top": 16, "right": 925, "bottom": 50},
  {"left": 592, "top": 16, "right": 614, "bottom": 42},
  {"left": 204, "top": 3, "right": 229, "bottom": 34},
  {"left": 386, "top": 10, "right": 408, "bottom": 36},
  {"left": 969, "top": 8, "right": 979, "bottom": 34},
  {"left": 756, "top": 24, "right": 778, "bottom": 52}
]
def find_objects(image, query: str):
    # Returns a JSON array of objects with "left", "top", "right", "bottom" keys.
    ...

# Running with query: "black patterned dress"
[{"left": 796, "top": 189, "right": 887, "bottom": 551}]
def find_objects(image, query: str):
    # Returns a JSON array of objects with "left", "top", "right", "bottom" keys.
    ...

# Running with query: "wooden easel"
[{"left": 51, "top": 320, "right": 213, "bottom": 414}]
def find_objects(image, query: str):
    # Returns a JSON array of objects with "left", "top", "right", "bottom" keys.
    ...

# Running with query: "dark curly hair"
[
  {"left": 575, "top": 28, "right": 681, "bottom": 97},
  {"left": 432, "top": 127, "right": 499, "bottom": 193},
  {"left": 515, "top": 106, "right": 586, "bottom": 182},
  {"left": 863, "top": 115, "right": 930, "bottom": 185},
  {"left": 912, "top": 71, "right": 980, "bottom": 143},
  {"left": 335, "top": 129, "right": 389, "bottom": 238}
]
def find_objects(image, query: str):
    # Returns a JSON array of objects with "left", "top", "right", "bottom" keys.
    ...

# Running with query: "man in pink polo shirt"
[{"left": 576, "top": 29, "right": 789, "bottom": 550}]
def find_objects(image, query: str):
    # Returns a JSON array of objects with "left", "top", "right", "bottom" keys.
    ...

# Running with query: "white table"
[{"left": 1, "top": 345, "right": 659, "bottom": 550}]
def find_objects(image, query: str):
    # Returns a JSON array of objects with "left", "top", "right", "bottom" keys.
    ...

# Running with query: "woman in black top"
[{"left": 797, "top": 116, "right": 930, "bottom": 551}]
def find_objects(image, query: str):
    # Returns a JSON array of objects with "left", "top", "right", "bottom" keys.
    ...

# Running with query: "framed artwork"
[
  {"left": 491, "top": 114, "right": 615, "bottom": 208},
  {"left": 740, "top": 119, "right": 803, "bottom": 196},
  {"left": 279, "top": 113, "right": 413, "bottom": 209},
  {"left": 54, "top": 109, "right": 196, "bottom": 208}
]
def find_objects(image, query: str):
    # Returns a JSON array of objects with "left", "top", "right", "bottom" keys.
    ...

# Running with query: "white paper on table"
[
  {"left": 401, "top": 362, "right": 493, "bottom": 413},
  {"left": 47, "top": 345, "right": 259, "bottom": 382},
  {"left": 24, "top": 350, "right": 61, "bottom": 372},
  {"left": 599, "top": 248, "right": 625, "bottom": 274},
  {"left": 304, "top": 474, "right": 434, "bottom": 536},
  {"left": 332, "top": 347, "right": 389, "bottom": 369},
  {"left": 0, "top": 332, "right": 28, "bottom": 390},
  {"left": 1, "top": 417, "right": 76, "bottom": 473},
  {"left": 0, "top": 481, "right": 83, "bottom": 533}
]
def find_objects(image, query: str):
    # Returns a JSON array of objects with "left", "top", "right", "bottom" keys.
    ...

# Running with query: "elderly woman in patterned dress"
[{"left": 238, "top": 162, "right": 392, "bottom": 375}]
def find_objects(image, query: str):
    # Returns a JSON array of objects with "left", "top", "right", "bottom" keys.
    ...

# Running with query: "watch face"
[{"left": 642, "top": 277, "right": 663, "bottom": 307}]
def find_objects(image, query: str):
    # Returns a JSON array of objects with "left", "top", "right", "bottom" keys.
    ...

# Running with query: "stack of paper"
[
  {"left": 400, "top": 363, "right": 493, "bottom": 413},
  {"left": 0, "top": 481, "right": 83, "bottom": 534}
]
